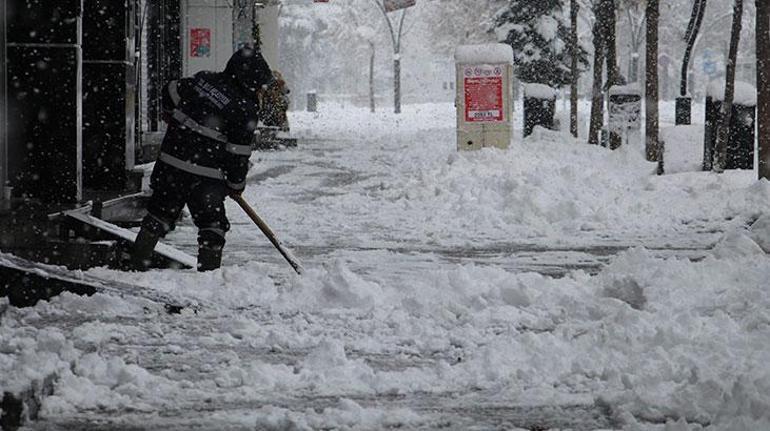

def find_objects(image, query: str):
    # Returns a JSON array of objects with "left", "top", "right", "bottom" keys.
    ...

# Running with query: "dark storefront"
[{"left": 0, "top": 0, "right": 182, "bottom": 205}]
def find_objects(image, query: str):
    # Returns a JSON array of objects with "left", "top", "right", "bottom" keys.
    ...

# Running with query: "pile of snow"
[
  {"left": 88, "top": 261, "right": 281, "bottom": 309},
  {"left": 270, "top": 248, "right": 770, "bottom": 429},
  {"left": 374, "top": 133, "right": 766, "bottom": 243},
  {"left": 710, "top": 213, "right": 770, "bottom": 260},
  {"left": 44, "top": 353, "right": 171, "bottom": 414},
  {"left": 58, "top": 248, "right": 770, "bottom": 429},
  {"left": 661, "top": 125, "right": 704, "bottom": 173},
  {"left": 609, "top": 83, "right": 642, "bottom": 96},
  {"left": 749, "top": 214, "right": 770, "bottom": 252},
  {"left": 289, "top": 102, "right": 455, "bottom": 142},
  {"left": 711, "top": 228, "right": 766, "bottom": 259},
  {"left": 706, "top": 81, "right": 757, "bottom": 106},
  {"left": 2, "top": 101, "right": 769, "bottom": 430},
  {"left": 0, "top": 326, "right": 77, "bottom": 395},
  {"left": 284, "top": 103, "right": 769, "bottom": 249},
  {"left": 523, "top": 82, "right": 558, "bottom": 100},
  {"left": 454, "top": 43, "right": 513, "bottom": 64},
  {"left": 254, "top": 399, "right": 424, "bottom": 431}
]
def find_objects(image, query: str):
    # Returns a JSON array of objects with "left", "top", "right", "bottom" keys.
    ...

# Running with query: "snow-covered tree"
[
  {"left": 422, "top": 0, "right": 503, "bottom": 55},
  {"left": 494, "top": 0, "right": 587, "bottom": 88},
  {"left": 279, "top": 1, "right": 383, "bottom": 107}
]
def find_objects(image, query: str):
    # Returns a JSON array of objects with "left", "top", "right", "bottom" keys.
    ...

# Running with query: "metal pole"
[
  {"left": 369, "top": 42, "right": 376, "bottom": 113},
  {"left": 0, "top": 0, "right": 6, "bottom": 197},
  {"left": 393, "top": 56, "right": 401, "bottom": 114}
]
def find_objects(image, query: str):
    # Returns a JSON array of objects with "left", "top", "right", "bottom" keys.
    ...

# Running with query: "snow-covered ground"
[{"left": 2, "top": 102, "right": 769, "bottom": 430}]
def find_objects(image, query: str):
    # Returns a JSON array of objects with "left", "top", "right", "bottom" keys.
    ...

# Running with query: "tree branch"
[
  {"left": 369, "top": 0, "right": 398, "bottom": 50},
  {"left": 396, "top": 9, "right": 407, "bottom": 53}
]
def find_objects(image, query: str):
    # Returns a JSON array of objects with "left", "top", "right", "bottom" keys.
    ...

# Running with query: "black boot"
[
  {"left": 197, "top": 244, "right": 223, "bottom": 272},
  {"left": 131, "top": 228, "right": 161, "bottom": 271}
]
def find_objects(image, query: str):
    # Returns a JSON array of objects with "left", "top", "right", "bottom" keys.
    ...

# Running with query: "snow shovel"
[{"left": 232, "top": 195, "right": 304, "bottom": 275}]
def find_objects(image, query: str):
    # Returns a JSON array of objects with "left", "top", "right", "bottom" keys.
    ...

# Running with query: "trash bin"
[
  {"left": 522, "top": 83, "right": 557, "bottom": 138},
  {"left": 675, "top": 96, "right": 692, "bottom": 125},
  {"left": 703, "top": 81, "right": 756, "bottom": 170},
  {"left": 728, "top": 103, "right": 756, "bottom": 170},
  {"left": 703, "top": 95, "right": 719, "bottom": 171},
  {"left": 307, "top": 91, "right": 318, "bottom": 113},
  {"left": 608, "top": 85, "right": 642, "bottom": 150}
]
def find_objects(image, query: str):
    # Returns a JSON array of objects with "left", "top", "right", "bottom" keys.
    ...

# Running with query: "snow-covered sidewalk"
[{"left": 2, "top": 103, "right": 769, "bottom": 430}]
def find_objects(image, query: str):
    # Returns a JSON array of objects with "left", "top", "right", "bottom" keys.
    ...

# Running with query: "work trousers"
[{"left": 142, "top": 160, "right": 230, "bottom": 249}]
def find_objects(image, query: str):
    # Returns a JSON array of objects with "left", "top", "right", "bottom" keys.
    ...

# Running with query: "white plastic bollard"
[{"left": 454, "top": 44, "right": 514, "bottom": 151}]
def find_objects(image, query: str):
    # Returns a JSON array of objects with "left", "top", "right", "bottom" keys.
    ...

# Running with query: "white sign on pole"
[{"left": 383, "top": 0, "right": 416, "bottom": 12}]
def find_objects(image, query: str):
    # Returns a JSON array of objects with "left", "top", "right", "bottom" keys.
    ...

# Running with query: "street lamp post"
[{"left": 369, "top": 0, "right": 407, "bottom": 114}]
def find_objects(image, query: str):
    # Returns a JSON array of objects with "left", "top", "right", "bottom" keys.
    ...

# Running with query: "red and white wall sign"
[
  {"left": 463, "top": 65, "right": 504, "bottom": 123},
  {"left": 190, "top": 28, "right": 212, "bottom": 58}
]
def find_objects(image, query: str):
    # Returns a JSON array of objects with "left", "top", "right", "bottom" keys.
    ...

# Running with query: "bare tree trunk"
[
  {"left": 714, "top": 0, "right": 744, "bottom": 173},
  {"left": 369, "top": 42, "right": 376, "bottom": 113},
  {"left": 645, "top": 0, "right": 660, "bottom": 162},
  {"left": 589, "top": 2, "right": 608, "bottom": 146},
  {"left": 605, "top": 0, "right": 624, "bottom": 86},
  {"left": 570, "top": 0, "right": 579, "bottom": 138},
  {"left": 588, "top": 45, "right": 606, "bottom": 146},
  {"left": 605, "top": 0, "right": 624, "bottom": 150},
  {"left": 757, "top": 0, "right": 770, "bottom": 180},
  {"left": 681, "top": 0, "right": 707, "bottom": 97}
]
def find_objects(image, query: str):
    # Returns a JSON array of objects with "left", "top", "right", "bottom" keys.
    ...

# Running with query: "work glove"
[{"left": 228, "top": 189, "right": 243, "bottom": 200}]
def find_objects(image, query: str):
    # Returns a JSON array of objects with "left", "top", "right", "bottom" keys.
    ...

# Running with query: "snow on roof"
[
  {"left": 454, "top": 44, "right": 513, "bottom": 64},
  {"left": 522, "top": 83, "right": 558, "bottom": 99},
  {"left": 609, "top": 83, "right": 642, "bottom": 96},
  {"left": 707, "top": 80, "right": 757, "bottom": 106}
]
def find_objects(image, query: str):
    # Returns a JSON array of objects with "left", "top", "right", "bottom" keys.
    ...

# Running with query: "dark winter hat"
[{"left": 224, "top": 45, "right": 274, "bottom": 92}]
